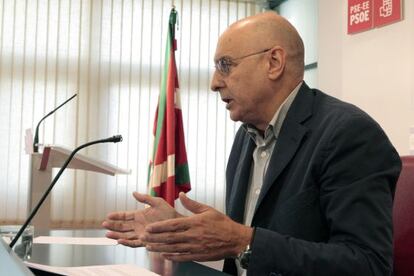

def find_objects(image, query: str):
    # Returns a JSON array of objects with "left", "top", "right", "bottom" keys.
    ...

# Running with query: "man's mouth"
[{"left": 222, "top": 98, "right": 233, "bottom": 109}]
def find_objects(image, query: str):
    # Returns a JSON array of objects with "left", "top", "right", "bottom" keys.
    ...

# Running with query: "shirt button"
[
  {"left": 260, "top": 151, "right": 267, "bottom": 158},
  {"left": 255, "top": 188, "right": 261, "bottom": 195}
]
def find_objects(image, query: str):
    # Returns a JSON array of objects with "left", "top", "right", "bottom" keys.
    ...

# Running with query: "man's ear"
[{"left": 267, "top": 46, "right": 285, "bottom": 80}]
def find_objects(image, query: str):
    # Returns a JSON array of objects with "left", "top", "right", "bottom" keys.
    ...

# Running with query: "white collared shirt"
[{"left": 236, "top": 82, "right": 302, "bottom": 276}]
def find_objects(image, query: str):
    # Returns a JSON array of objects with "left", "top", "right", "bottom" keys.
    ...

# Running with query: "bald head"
[
  {"left": 211, "top": 12, "right": 306, "bottom": 129},
  {"left": 217, "top": 11, "right": 305, "bottom": 82}
]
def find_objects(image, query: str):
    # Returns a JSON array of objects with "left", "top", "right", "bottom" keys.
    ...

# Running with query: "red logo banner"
[
  {"left": 373, "top": 0, "right": 402, "bottom": 27},
  {"left": 348, "top": 0, "right": 373, "bottom": 34}
]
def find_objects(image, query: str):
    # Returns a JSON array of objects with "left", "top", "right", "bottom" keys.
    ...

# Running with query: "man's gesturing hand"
[
  {"left": 140, "top": 192, "right": 254, "bottom": 262},
  {"left": 102, "top": 192, "right": 181, "bottom": 247}
]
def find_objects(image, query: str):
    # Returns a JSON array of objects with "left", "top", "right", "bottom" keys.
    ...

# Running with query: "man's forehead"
[
  {"left": 214, "top": 37, "right": 235, "bottom": 59},
  {"left": 214, "top": 29, "right": 252, "bottom": 60}
]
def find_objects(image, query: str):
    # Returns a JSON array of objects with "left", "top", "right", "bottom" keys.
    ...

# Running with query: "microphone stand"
[
  {"left": 10, "top": 135, "right": 123, "bottom": 249},
  {"left": 33, "top": 94, "right": 77, "bottom": 153}
]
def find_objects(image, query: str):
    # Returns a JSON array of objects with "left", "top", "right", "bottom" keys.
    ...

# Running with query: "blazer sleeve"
[{"left": 247, "top": 114, "right": 402, "bottom": 276}]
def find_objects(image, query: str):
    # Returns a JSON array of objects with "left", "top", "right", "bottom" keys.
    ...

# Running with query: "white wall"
[
  {"left": 277, "top": 0, "right": 319, "bottom": 88},
  {"left": 318, "top": 0, "right": 414, "bottom": 154}
]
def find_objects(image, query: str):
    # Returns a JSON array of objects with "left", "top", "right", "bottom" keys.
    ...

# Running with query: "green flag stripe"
[
  {"left": 148, "top": 163, "right": 190, "bottom": 197},
  {"left": 175, "top": 163, "right": 190, "bottom": 185},
  {"left": 152, "top": 29, "right": 172, "bottom": 163}
]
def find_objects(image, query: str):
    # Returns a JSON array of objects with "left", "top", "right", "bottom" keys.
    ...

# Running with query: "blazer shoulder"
[{"left": 311, "top": 88, "right": 380, "bottom": 127}]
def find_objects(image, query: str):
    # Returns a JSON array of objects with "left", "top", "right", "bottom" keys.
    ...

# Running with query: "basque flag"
[{"left": 147, "top": 8, "right": 191, "bottom": 206}]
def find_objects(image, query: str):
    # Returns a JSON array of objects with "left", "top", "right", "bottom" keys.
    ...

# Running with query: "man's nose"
[{"left": 210, "top": 70, "right": 224, "bottom": 92}]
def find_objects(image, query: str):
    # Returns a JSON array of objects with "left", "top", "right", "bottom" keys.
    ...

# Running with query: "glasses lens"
[{"left": 216, "top": 58, "right": 231, "bottom": 75}]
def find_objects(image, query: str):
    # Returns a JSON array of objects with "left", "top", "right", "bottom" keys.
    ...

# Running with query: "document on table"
[
  {"left": 33, "top": 236, "right": 118, "bottom": 246},
  {"left": 25, "top": 262, "right": 160, "bottom": 276}
]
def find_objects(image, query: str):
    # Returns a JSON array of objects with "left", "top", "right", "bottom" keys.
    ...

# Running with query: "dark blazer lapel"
[
  {"left": 227, "top": 135, "right": 255, "bottom": 223},
  {"left": 255, "top": 83, "right": 314, "bottom": 214}
]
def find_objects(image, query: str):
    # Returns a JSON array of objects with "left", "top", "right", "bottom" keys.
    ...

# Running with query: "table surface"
[{"left": 29, "top": 229, "right": 228, "bottom": 276}]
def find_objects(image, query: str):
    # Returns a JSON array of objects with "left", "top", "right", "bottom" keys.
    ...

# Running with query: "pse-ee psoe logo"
[{"left": 348, "top": 0, "right": 402, "bottom": 34}]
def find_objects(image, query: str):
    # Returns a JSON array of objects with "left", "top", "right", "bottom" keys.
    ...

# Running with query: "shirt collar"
[{"left": 244, "top": 81, "right": 302, "bottom": 143}]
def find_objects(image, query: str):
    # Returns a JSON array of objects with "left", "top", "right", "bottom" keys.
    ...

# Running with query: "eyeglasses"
[{"left": 214, "top": 48, "right": 272, "bottom": 75}]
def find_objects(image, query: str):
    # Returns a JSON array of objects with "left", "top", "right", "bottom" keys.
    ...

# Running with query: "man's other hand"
[
  {"left": 140, "top": 192, "right": 253, "bottom": 262},
  {"left": 102, "top": 192, "right": 181, "bottom": 247}
]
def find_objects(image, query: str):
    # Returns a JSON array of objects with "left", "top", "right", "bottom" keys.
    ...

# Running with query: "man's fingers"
[
  {"left": 146, "top": 242, "right": 196, "bottom": 253},
  {"left": 105, "top": 230, "right": 129, "bottom": 240},
  {"left": 140, "top": 231, "right": 189, "bottom": 244},
  {"left": 117, "top": 239, "right": 144, "bottom": 248},
  {"left": 133, "top": 192, "right": 165, "bottom": 207},
  {"left": 106, "top": 230, "right": 140, "bottom": 240},
  {"left": 145, "top": 217, "right": 190, "bottom": 233},
  {"left": 107, "top": 230, "right": 145, "bottom": 247},
  {"left": 102, "top": 220, "right": 135, "bottom": 232},
  {"left": 179, "top": 192, "right": 209, "bottom": 214},
  {"left": 106, "top": 211, "right": 135, "bottom": 221}
]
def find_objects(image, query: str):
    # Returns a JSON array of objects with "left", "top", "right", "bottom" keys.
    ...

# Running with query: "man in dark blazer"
[
  {"left": 103, "top": 12, "right": 401, "bottom": 276},
  {"left": 222, "top": 79, "right": 401, "bottom": 275}
]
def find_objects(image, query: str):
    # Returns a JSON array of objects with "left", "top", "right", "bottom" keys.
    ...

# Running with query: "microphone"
[
  {"left": 10, "top": 135, "right": 123, "bottom": 248},
  {"left": 33, "top": 94, "right": 77, "bottom": 153}
]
